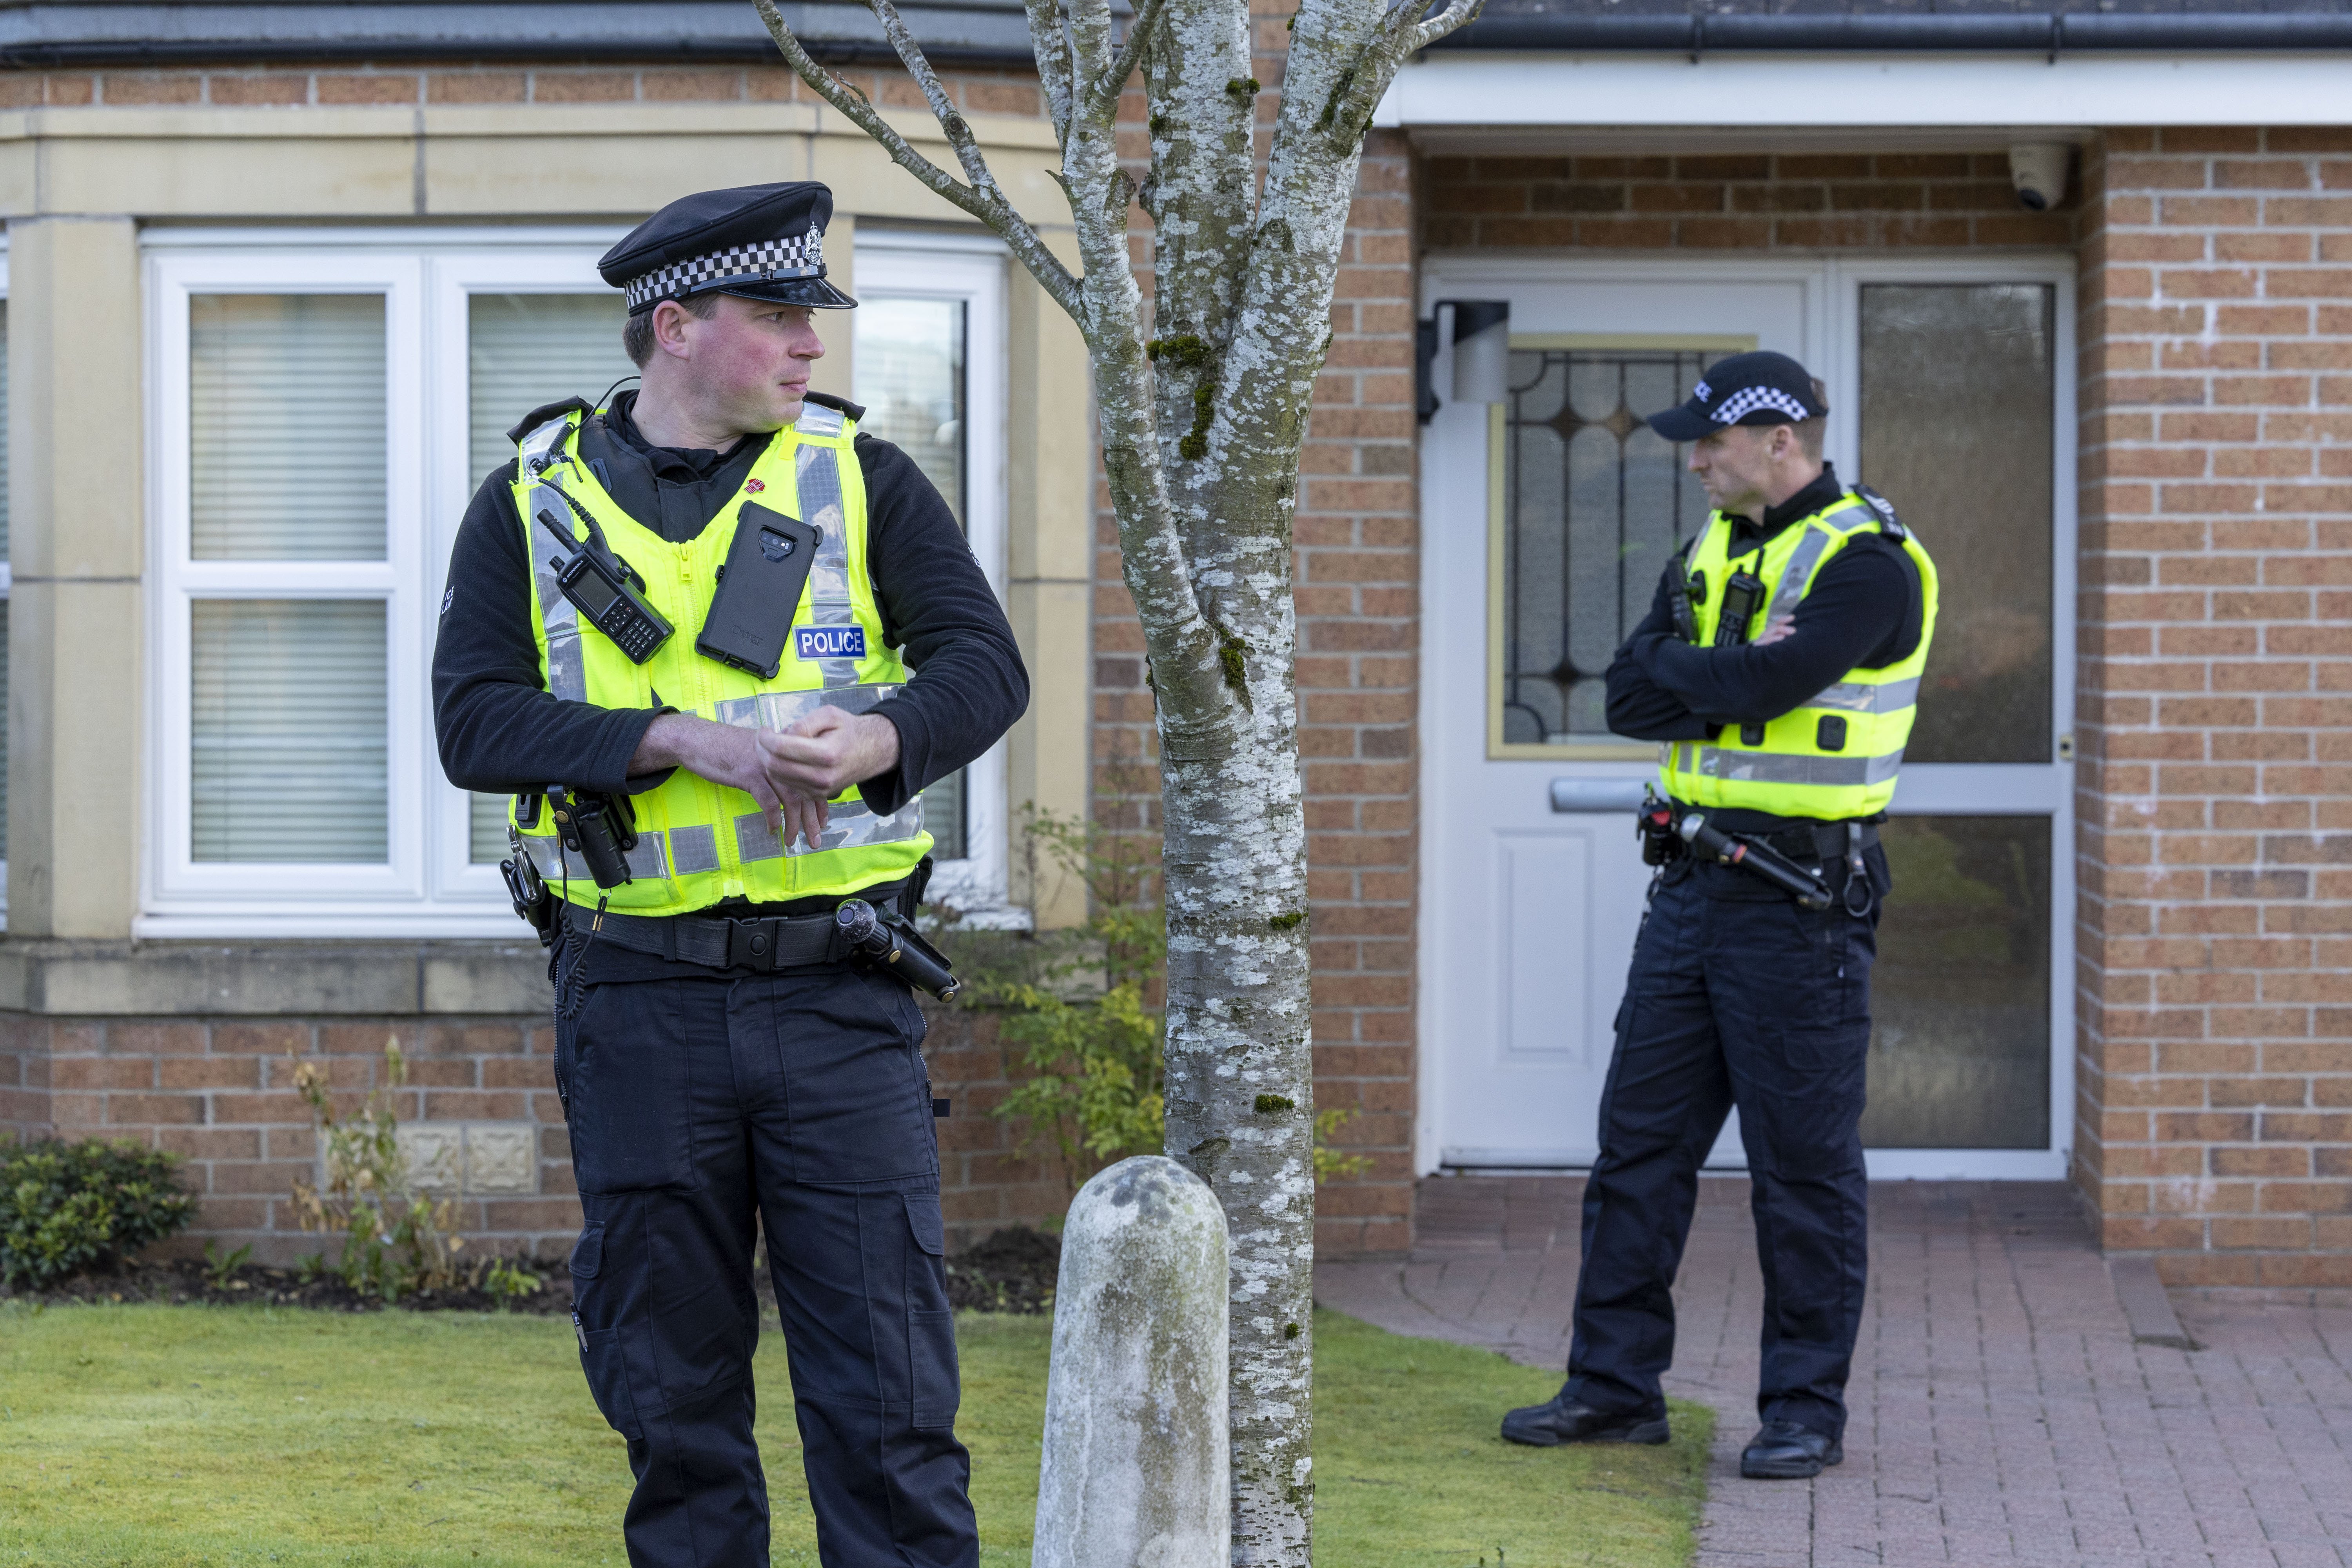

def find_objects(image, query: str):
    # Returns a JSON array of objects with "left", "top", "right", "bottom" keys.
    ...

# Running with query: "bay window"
[{"left": 143, "top": 230, "right": 1012, "bottom": 936}]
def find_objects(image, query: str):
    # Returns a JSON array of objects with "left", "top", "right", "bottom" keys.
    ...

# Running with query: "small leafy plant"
[
  {"left": 966, "top": 808, "right": 1372, "bottom": 1194},
  {"left": 202, "top": 1240, "right": 253, "bottom": 1291},
  {"left": 0, "top": 1138, "right": 198, "bottom": 1290},
  {"left": 481, "top": 1256, "right": 543, "bottom": 1310},
  {"left": 973, "top": 809, "right": 1168, "bottom": 1187},
  {"left": 288, "top": 1039, "right": 466, "bottom": 1303}
]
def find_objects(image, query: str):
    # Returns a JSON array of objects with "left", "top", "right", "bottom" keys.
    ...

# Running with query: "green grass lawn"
[{"left": 0, "top": 1301, "right": 1709, "bottom": 1568}]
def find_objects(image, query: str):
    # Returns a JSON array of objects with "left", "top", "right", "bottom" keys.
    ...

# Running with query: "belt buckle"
[{"left": 730, "top": 917, "right": 782, "bottom": 972}]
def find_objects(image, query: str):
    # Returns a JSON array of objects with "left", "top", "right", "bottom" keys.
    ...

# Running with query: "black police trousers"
[
  {"left": 1562, "top": 850, "right": 1885, "bottom": 1441},
  {"left": 555, "top": 947, "right": 978, "bottom": 1568}
]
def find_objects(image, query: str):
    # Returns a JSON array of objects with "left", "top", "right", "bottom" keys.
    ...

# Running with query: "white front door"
[{"left": 1417, "top": 256, "right": 2076, "bottom": 1183}]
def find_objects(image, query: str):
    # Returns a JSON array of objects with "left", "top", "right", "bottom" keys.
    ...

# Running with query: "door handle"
[{"left": 1550, "top": 780, "right": 1648, "bottom": 814}]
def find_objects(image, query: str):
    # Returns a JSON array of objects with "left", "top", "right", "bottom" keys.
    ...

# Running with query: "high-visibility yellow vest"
[
  {"left": 1660, "top": 487, "right": 1939, "bottom": 821},
  {"left": 506, "top": 400, "right": 931, "bottom": 916}
]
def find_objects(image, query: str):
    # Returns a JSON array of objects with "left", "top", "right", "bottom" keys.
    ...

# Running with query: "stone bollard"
[{"left": 1032, "top": 1154, "right": 1230, "bottom": 1568}]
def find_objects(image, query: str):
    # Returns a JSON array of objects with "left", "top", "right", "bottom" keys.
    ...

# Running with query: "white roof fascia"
[{"left": 1374, "top": 51, "right": 2352, "bottom": 129}]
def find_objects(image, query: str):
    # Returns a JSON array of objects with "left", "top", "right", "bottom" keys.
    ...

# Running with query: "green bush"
[{"left": 0, "top": 1138, "right": 198, "bottom": 1290}]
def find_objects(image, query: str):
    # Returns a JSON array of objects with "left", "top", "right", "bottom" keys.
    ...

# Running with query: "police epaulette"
[{"left": 1853, "top": 482, "right": 1907, "bottom": 542}]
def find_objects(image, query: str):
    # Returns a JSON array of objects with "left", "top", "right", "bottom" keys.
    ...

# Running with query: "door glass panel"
[
  {"left": 191, "top": 295, "right": 387, "bottom": 561},
  {"left": 857, "top": 294, "right": 969, "bottom": 859},
  {"left": 1858, "top": 285, "right": 2054, "bottom": 764},
  {"left": 1499, "top": 346, "right": 1726, "bottom": 746},
  {"left": 1861, "top": 816, "right": 2051, "bottom": 1149},
  {"left": 465, "top": 294, "right": 641, "bottom": 862}
]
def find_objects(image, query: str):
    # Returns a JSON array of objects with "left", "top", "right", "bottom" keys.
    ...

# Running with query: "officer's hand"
[
  {"left": 632, "top": 713, "right": 811, "bottom": 844},
  {"left": 756, "top": 708, "right": 903, "bottom": 833},
  {"left": 1757, "top": 613, "right": 1797, "bottom": 645}
]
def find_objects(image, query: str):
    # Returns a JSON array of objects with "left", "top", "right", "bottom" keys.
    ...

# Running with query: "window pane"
[
  {"left": 191, "top": 295, "right": 387, "bottom": 561},
  {"left": 466, "top": 293, "right": 639, "bottom": 861},
  {"left": 856, "top": 296, "right": 966, "bottom": 521},
  {"left": 0, "top": 299, "right": 11, "bottom": 562},
  {"left": 1858, "top": 285, "right": 2054, "bottom": 764},
  {"left": 192, "top": 600, "right": 388, "bottom": 862},
  {"left": 1500, "top": 347, "right": 1722, "bottom": 744},
  {"left": 858, "top": 293, "right": 971, "bottom": 860},
  {"left": 467, "top": 293, "right": 638, "bottom": 487},
  {"left": 0, "top": 600, "right": 10, "bottom": 861},
  {"left": 1860, "top": 816, "right": 2052, "bottom": 1150}
]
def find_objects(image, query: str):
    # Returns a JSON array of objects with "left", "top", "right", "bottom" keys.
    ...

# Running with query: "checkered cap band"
[
  {"left": 1712, "top": 385, "right": 1814, "bottom": 425},
  {"left": 624, "top": 228, "right": 826, "bottom": 312}
]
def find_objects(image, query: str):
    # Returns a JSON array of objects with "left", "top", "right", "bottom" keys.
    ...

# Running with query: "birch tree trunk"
[{"left": 754, "top": 0, "right": 1482, "bottom": 1558}]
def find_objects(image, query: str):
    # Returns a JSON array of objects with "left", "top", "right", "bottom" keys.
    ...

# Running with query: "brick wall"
[
  {"left": 2075, "top": 127, "right": 2352, "bottom": 1294},
  {"left": 1418, "top": 150, "right": 2078, "bottom": 252},
  {"left": 2, "top": 1003, "right": 1062, "bottom": 1261},
  {"left": 0, "top": 62, "right": 1044, "bottom": 113},
  {"left": 0, "top": 1012, "right": 576, "bottom": 1265}
]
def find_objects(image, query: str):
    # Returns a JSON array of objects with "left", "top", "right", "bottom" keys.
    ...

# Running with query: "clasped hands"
[{"left": 632, "top": 706, "right": 901, "bottom": 852}]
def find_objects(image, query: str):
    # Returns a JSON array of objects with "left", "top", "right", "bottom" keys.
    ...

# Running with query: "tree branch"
[
  {"left": 1023, "top": 0, "right": 1076, "bottom": 148},
  {"left": 1062, "top": 0, "right": 1117, "bottom": 105},
  {"left": 753, "top": 0, "right": 1084, "bottom": 319},
  {"left": 1325, "top": 0, "right": 1486, "bottom": 140},
  {"left": 1082, "top": 0, "right": 1174, "bottom": 124}
]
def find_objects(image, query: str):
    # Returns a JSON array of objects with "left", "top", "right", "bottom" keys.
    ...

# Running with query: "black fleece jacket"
[
  {"left": 1604, "top": 463, "right": 1922, "bottom": 768},
  {"left": 431, "top": 390, "right": 1029, "bottom": 821}
]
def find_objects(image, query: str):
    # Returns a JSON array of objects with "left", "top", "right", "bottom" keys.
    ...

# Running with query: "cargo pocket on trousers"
[
  {"left": 904, "top": 1193, "right": 958, "bottom": 1430},
  {"left": 579, "top": 1324, "right": 645, "bottom": 1443}
]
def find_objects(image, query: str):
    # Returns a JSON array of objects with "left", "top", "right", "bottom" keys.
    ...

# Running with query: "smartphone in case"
[{"left": 697, "top": 501, "right": 822, "bottom": 678}]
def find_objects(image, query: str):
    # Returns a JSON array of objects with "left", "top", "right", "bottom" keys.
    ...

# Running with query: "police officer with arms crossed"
[
  {"left": 1498, "top": 352, "right": 1938, "bottom": 1481},
  {"left": 432, "top": 181, "right": 1025, "bottom": 1566}
]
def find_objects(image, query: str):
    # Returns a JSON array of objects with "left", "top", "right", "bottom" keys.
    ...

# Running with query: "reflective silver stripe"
[
  {"left": 621, "top": 831, "right": 670, "bottom": 881},
  {"left": 733, "top": 797, "right": 926, "bottom": 862},
  {"left": 669, "top": 823, "right": 719, "bottom": 876},
  {"left": 521, "top": 832, "right": 567, "bottom": 882},
  {"left": 1691, "top": 747, "right": 1904, "bottom": 787},
  {"left": 1805, "top": 676, "right": 1922, "bottom": 714},
  {"left": 526, "top": 477, "right": 588, "bottom": 703},
  {"left": 517, "top": 828, "right": 672, "bottom": 882},
  {"left": 796, "top": 441, "right": 860, "bottom": 690},
  {"left": 713, "top": 683, "right": 900, "bottom": 731},
  {"left": 1760, "top": 523, "right": 1836, "bottom": 627},
  {"left": 794, "top": 404, "right": 846, "bottom": 438}
]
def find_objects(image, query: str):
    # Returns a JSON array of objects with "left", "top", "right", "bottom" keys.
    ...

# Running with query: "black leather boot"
[
  {"left": 1740, "top": 1421, "right": 1843, "bottom": 1479},
  {"left": 1500, "top": 1388, "right": 1671, "bottom": 1448}
]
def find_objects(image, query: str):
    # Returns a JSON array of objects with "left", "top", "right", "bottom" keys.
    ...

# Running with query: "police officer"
[
  {"left": 1499, "top": 352, "right": 1938, "bottom": 1481},
  {"left": 432, "top": 182, "right": 1026, "bottom": 1566}
]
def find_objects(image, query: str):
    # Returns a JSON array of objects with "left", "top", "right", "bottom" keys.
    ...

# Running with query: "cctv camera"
[{"left": 2009, "top": 143, "right": 2070, "bottom": 211}]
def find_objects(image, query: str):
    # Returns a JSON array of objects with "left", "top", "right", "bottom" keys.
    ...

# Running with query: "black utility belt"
[
  {"left": 1744, "top": 819, "right": 1879, "bottom": 867},
  {"left": 572, "top": 883, "right": 960, "bottom": 1000}
]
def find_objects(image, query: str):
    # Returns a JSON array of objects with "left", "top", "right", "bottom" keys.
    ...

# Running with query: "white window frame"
[
  {"left": 855, "top": 231, "right": 1016, "bottom": 922},
  {"left": 143, "top": 247, "right": 434, "bottom": 930}
]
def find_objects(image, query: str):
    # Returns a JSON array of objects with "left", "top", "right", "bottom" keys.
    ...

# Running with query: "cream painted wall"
[
  {"left": 8, "top": 217, "right": 145, "bottom": 938},
  {"left": 0, "top": 100, "right": 1092, "bottom": 937}
]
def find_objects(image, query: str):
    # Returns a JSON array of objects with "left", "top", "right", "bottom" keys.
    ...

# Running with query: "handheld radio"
[{"left": 536, "top": 499, "right": 673, "bottom": 664}]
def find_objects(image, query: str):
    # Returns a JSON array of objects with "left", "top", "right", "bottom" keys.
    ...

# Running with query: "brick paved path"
[{"left": 1316, "top": 1178, "right": 2352, "bottom": 1567}]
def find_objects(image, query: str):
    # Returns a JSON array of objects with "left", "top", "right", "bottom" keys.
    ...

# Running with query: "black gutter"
[
  {"left": 0, "top": 36, "right": 1039, "bottom": 66},
  {"left": 1432, "top": 11, "right": 2352, "bottom": 53}
]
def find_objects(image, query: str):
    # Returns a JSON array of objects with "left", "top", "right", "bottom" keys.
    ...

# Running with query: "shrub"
[
  {"left": 288, "top": 1039, "right": 466, "bottom": 1303},
  {"left": 0, "top": 1138, "right": 198, "bottom": 1290},
  {"left": 956, "top": 808, "right": 1369, "bottom": 1194}
]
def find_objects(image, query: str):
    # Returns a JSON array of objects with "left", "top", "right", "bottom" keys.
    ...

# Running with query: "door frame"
[{"left": 1415, "top": 251, "right": 2079, "bottom": 1183}]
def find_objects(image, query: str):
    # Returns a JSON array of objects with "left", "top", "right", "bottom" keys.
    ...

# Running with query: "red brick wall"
[
  {"left": 0, "top": 1013, "right": 575, "bottom": 1265},
  {"left": 1418, "top": 150, "right": 2078, "bottom": 251},
  {"left": 2075, "top": 127, "right": 2352, "bottom": 1293},
  {"left": 0, "top": 62, "right": 1044, "bottom": 112}
]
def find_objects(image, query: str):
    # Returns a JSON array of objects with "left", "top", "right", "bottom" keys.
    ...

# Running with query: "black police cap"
[
  {"left": 599, "top": 181, "right": 857, "bottom": 316},
  {"left": 1646, "top": 350, "right": 1826, "bottom": 441}
]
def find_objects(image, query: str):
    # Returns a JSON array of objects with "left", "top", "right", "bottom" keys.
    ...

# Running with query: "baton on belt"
[{"left": 1677, "top": 814, "right": 1833, "bottom": 911}]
